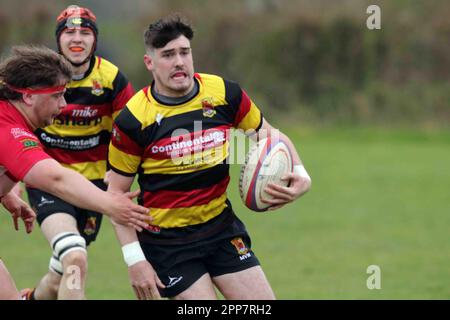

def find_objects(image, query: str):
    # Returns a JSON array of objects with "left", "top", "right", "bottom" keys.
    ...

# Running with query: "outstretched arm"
[
  {"left": 0, "top": 174, "right": 16, "bottom": 197},
  {"left": 23, "top": 158, "right": 152, "bottom": 231}
]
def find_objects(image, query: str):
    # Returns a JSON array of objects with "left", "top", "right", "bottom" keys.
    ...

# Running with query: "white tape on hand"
[
  {"left": 122, "top": 241, "right": 146, "bottom": 267},
  {"left": 294, "top": 165, "right": 311, "bottom": 182}
]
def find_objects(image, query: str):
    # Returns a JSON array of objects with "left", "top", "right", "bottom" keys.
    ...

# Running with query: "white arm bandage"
[
  {"left": 294, "top": 165, "right": 311, "bottom": 182},
  {"left": 122, "top": 241, "right": 146, "bottom": 267}
]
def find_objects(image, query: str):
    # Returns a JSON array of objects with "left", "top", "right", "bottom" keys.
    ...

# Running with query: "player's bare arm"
[
  {"left": 107, "top": 171, "right": 165, "bottom": 300},
  {"left": 23, "top": 159, "right": 152, "bottom": 231}
]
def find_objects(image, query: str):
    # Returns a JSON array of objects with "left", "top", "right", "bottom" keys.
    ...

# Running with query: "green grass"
[{"left": 1, "top": 127, "right": 449, "bottom": 299}]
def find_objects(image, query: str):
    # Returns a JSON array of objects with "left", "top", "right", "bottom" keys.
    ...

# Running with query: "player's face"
[
  {"left": 59, "top": 28, "right": 95, "bottom": 65},
  {"left": 145, "top": 35, "right": 195, "bottom": 97},
  {"left": 33, "top": 89, "right": 67, "bottom": 127}
]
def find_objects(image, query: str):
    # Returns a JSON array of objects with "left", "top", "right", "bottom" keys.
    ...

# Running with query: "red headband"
[{"left": 5, "top": 83, "right": 66, "bottom": 95}]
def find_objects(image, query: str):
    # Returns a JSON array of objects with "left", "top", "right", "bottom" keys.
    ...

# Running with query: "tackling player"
[{"left": 0, "top": 45, "right": 150, "bottom": 299}]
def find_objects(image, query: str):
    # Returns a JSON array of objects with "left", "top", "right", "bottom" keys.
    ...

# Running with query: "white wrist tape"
[
  {"left": 122, "top": 241, "right": 146, "bottom": 267},
  {"left": 294, "top": 165, "right": 311, "bottom": 182}
]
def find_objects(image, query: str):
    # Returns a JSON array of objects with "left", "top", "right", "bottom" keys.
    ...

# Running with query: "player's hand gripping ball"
[{"left": 239, "top": 137, "right": 293, "bottom": 212}]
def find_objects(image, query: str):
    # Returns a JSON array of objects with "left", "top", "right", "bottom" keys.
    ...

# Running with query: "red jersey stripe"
[
  {"left": 111, "top": 123, "right": 143, "bottom": 156},
  {"left": 112, "top": 82, "right": 134, "bottom": 113},
  {"left": 233, "top": 89, "right": 251, "bottom": 127},
  {"left": 143, "top": 175, "right": 230, "bottom": 209}
]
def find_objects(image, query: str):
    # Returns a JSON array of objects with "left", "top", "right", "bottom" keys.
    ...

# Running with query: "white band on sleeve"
[
  {"left": 294, "top": 165, "right": 311, "bottom": 182},
  {"left": 122, "top": 241, "right": 146, "bottom": 267}
]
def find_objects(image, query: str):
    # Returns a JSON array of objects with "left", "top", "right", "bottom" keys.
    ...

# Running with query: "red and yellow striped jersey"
[
  {"left": 109, "top": 73, "right": 262, "bottom": 231},
  {"left": 35, "top": 56, "right": 134, "bottom": 180}
]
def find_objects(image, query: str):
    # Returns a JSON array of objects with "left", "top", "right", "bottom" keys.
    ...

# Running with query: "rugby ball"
[{"left": 239, "top": 137, "right": 293, "bottom": 212}]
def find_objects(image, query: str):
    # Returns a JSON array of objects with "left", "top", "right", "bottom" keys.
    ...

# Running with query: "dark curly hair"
[{"left": 0, "top": 45, "right": 72, "bottom": 100}]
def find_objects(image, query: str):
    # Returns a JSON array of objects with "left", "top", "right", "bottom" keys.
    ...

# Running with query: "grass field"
[{"left": 1, "top": 127, "right": 449, "bottom": 299}]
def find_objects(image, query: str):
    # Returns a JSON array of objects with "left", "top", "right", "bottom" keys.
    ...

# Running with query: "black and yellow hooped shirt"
[
  {"left": 109, "top": 73, "right": 262, "bottom": 233},
  {"left": 35, "top": 56, "right": 134, "bottom": 181}
]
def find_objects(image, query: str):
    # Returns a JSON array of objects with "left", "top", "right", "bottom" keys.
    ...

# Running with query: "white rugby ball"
[{"left": 239, "top": 137, "right": 293, "bottom": 212}]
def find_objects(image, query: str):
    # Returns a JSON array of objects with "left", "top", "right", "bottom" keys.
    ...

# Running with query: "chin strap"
[{"left": 67, "top": 55, "right": 92, "bottom": 67}]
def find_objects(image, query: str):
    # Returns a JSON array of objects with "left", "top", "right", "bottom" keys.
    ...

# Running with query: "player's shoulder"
[
  {"left": 127, "top": 87, "right": 150, "bottom": 107},
  {"left": 198, "top": 72, "right": 241, "bottom": 87},
  {"left": 0, "top": 101, "right": 23, "bottom": 128},
  {"left": 119, "top": 87, "right": 151, "bottom": 122},
  {"left": 91, "top": 56, "right": 123, "bottom": 86},
  {"left": 96, "top": 56, "right": 119, "bottom": 74},
  {"left": 196, "top": 73, "right": 245, "bottom": 107},
  {"left": 196, "top": 73, "right": 224, "bottom": 84},
  {"left": 196, "top": 73, "right": 233, "bottom": 101}
]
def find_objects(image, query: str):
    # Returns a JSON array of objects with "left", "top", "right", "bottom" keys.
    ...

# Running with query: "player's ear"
[
  {"left": 143, "top": 53, "right": 154, "bottom": 72},
  {"left": 21, "top": 93, "right": 36, "bottom": 106}
]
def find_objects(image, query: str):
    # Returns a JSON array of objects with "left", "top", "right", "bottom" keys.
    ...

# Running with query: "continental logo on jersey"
[
  {"left": 21, "top": 139, "right": 39, "bottom": 150},
  {"left": 148, "top": 130, "right": 226, "bottom": 159},
  {"left": 230, "top": 237, "right": 249, "bottom": 255},
  {"left": 84, "top": 217, "right": 97, "bottom": 236},
  {"left": 91, "top": 79, "right": 104, "bottom": 96},
  {"left": 202, "top": 97, "right": 216, "bottom": 118}
]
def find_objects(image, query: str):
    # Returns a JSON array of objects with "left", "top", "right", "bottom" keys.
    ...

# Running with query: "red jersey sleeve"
[{"left": 0, "top": 126, "right": 51, "bottom": 181}]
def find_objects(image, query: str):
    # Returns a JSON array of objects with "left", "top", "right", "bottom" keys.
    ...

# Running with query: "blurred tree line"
[{"left": 1, "top": 0, "right": 449, "bottom": 127}]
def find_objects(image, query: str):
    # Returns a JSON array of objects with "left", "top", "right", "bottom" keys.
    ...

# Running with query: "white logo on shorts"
[
  {"left": 166, "top": 275, "right": 183, "bottom": 288},
  {"left": 38, "top": 196, "right": 54, "bottom": 207}
]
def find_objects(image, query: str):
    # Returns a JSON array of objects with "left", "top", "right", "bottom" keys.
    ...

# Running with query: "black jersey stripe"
[
  {"left": 114, "top": 107, "right": 148, "bottom": 148},
  {"left": 137, "top": 163, "right": 229, "bottom": 192},
  {"left": 110, "top": 164, "right": 137, "bottom": 177},
  {"left": 111, "top": 70, "right": 130, "bottom": 97},
  {"left": 65, "top": 87, "right": 115, "bottom": 105},
  {"left": 224, "top": 79, "right": 242, "bottom": 119}
]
